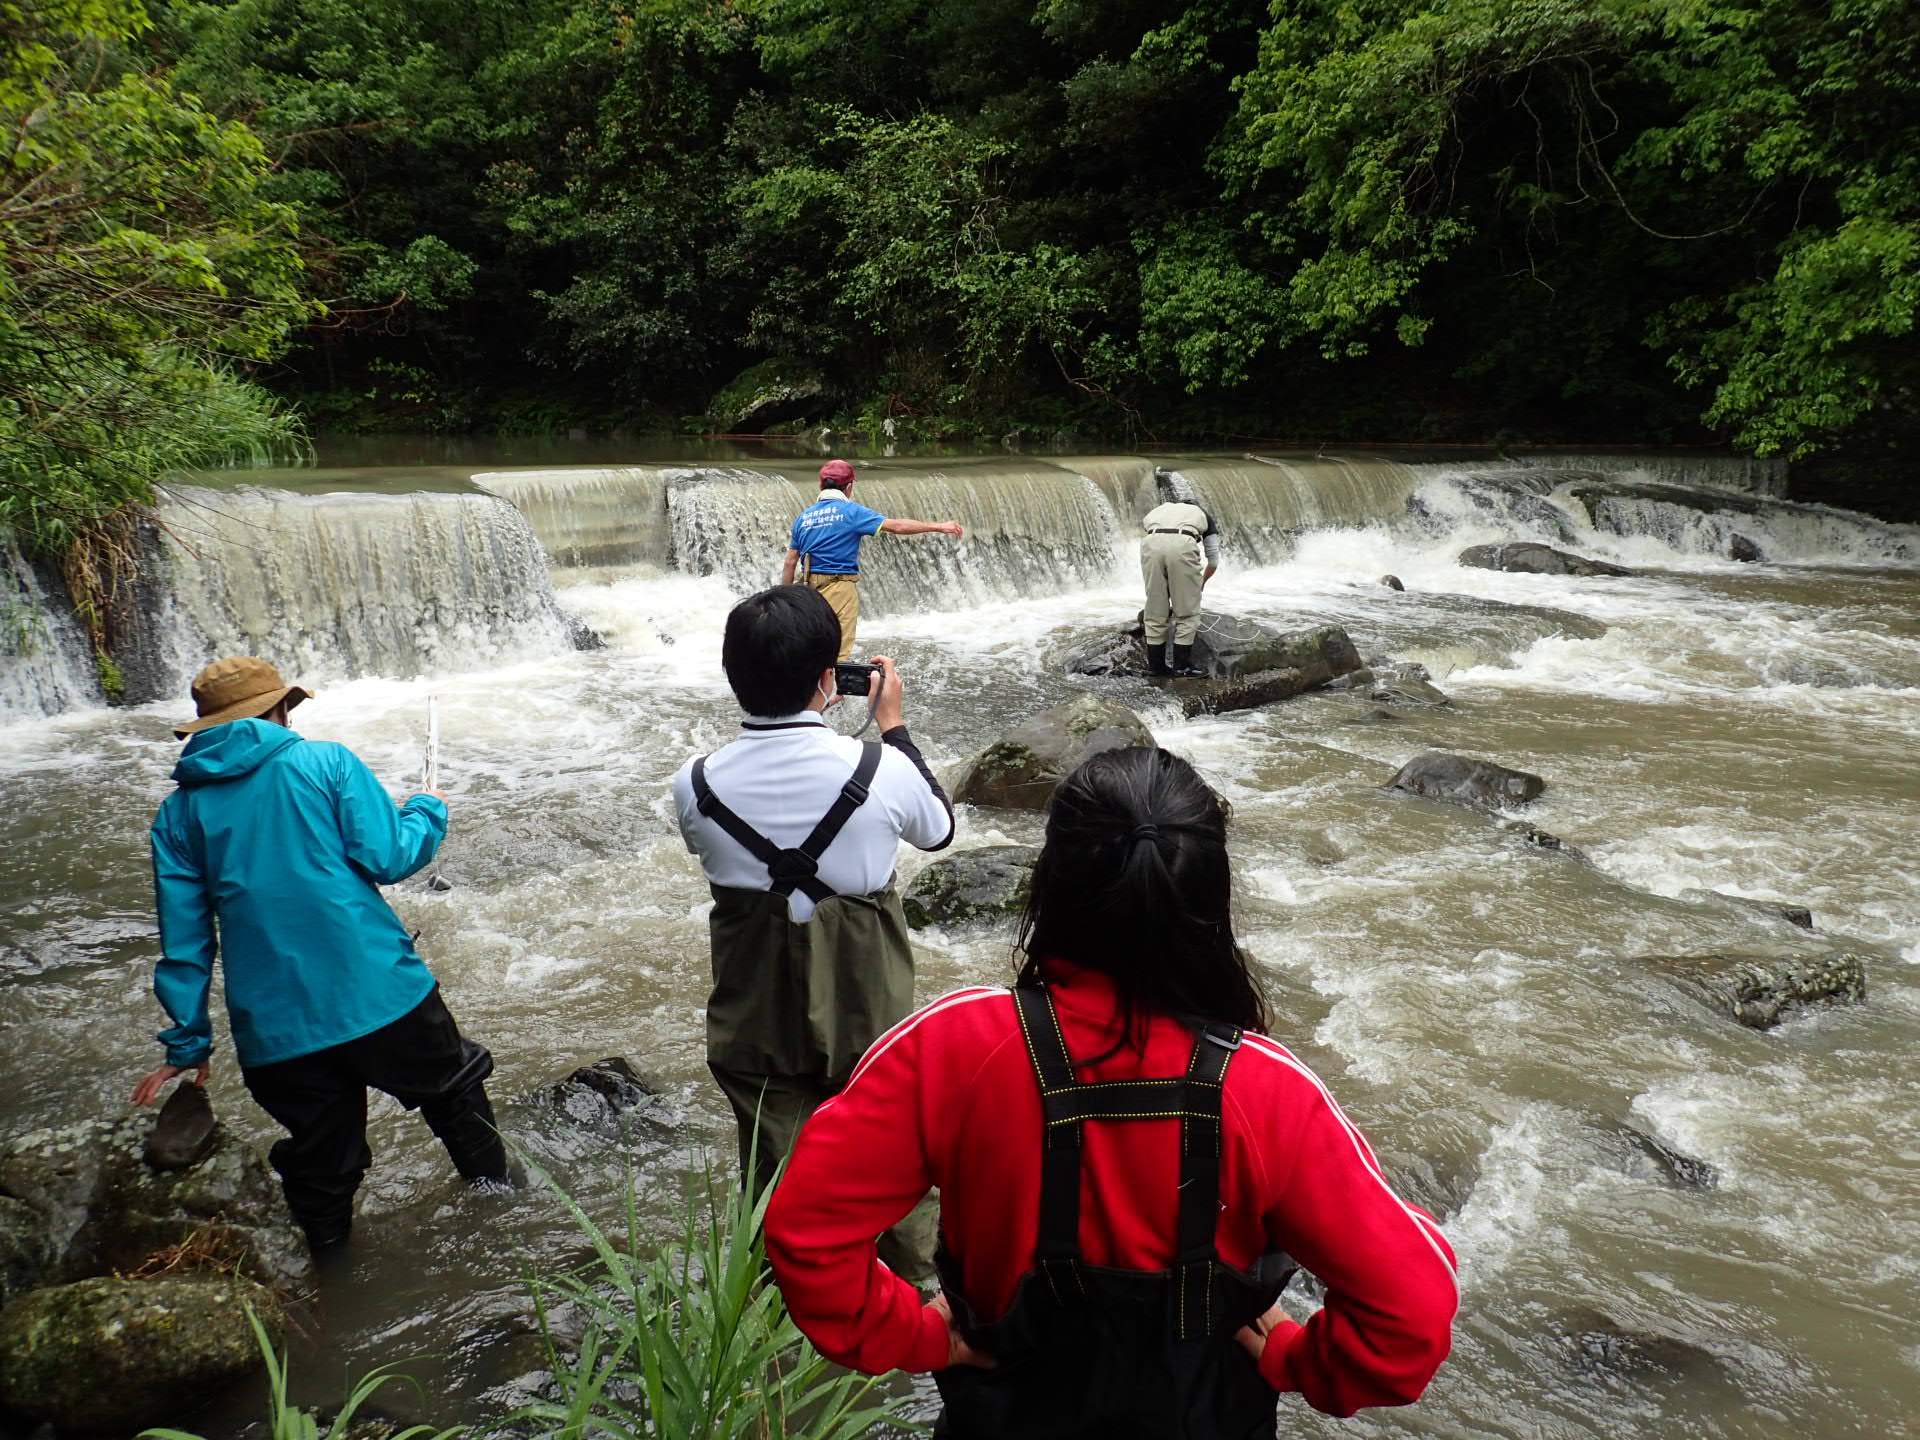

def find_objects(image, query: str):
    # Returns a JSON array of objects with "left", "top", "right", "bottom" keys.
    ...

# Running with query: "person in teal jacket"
[{"left": 132, "top": 656, "right": 510, "bottom": 1250}]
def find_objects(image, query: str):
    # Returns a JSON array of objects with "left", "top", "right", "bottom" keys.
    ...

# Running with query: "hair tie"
[{"left": 1129, "top": 823, "right": 1160, "bottom": 845}]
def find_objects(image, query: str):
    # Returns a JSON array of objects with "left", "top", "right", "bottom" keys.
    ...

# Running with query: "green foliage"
[
  {"left": 10, "top": 0, "right": 1914, "bottom": 459},
  {"left": 516, "top": 1156, "right": 917, "bottom": 1440},
  {"left": 0, "top": 0, "right": 310, "bottom": 565},
  {"left": 139, "top": 1306, "right": 463, "bottom": 1440}
]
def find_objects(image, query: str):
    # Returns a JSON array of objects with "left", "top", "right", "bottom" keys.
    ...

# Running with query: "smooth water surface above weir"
[{"left": 0, "top": 447, "right": 1915, "bottom": 1438}]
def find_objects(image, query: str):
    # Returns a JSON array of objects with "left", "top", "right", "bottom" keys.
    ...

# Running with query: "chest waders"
[
  {"left": 935, "top": 986, "right": 1295, "bottom": 1440},
  {"left": 690, "top": 743, "right": 915, "bottom": 1187}
]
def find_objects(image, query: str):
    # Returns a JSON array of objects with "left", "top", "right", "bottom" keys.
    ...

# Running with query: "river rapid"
[{"left": 0, "top": 449, "right": 1916, "bottom": 1438}]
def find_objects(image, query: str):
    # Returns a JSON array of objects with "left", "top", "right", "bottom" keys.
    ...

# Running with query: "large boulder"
[
  {"left": 1641, "top": 952, "right": 1867, "bottom": 1029},
  {"left": 1383, "top": 751, "right": 1545, "bottom": 810},
  {"left": 0, "top": 1275, "right": 283, "bottom": 1431},
  {"left": 1065, "top": 613, "right": 1361, "bottom": 685},
  {"left": 1457, "top": 542, "right": 1633, "bottom": 577},
  {"left": 903, "top": 846, "right": 1040, "bottom": 930},
  {"left": 952, "top": 695, "right": 1154, "bottom": 811},
  {"left": 706, "top": 359, "right": 831, "bottom": 433},
  {"left": 0, "top": 1104, "right": 312, "bottom": 1297}
]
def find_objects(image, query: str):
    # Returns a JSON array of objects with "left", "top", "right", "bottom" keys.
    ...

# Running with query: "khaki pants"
[
  {"left": 807, "top": 572, "right": 860, "bottom": 660},
  {"left": 1141, "top": 532, "right": 1204, "bottom": 645}
]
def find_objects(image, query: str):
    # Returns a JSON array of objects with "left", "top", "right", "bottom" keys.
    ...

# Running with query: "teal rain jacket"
[{"left": 150, "top": 718, "right": 448, "bottom": 1069}]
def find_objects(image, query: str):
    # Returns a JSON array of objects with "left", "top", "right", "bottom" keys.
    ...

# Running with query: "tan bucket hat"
[{"left": 174, "top": 657, "right": 313, "bottom": 739}]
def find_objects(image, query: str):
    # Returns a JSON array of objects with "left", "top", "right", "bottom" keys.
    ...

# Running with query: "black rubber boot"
[
  {"left": 1145, "top": 642, "right": 1172, "bottom": 676},
  {"left": 1170, "top": 643, "right": 1205, "bottom": 677}
]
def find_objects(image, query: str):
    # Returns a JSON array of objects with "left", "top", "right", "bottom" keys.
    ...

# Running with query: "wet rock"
[
  {"left": 0, "top": 1194, "right": 50, "bottom": 1308},
  {"left": 1640, "top": 951, "right": 1867, "bottom": 1029},
  {"left": 1378, "top": 574, "right": 1405, "bottom": 591},
  {"left": 427, "top": 874, "right": 455, "bottom": 892},
  {"left": 1613, "top": 1121, "right": 1719, "bottom": 1190},
  {"left": 952, "top": 695, "right": 1154, "bottom": 811},
  {"left": 565, "top": 614, "right": 607, "bottom": 651},
  {"left": 1386, "top": 1153, "right": 1479, "bottom": 1222},
  {"left": 1680, "top": 889, "right": 1814, "bottom": 930},
  {"left": 1063, "top": 613, "right": 1362, "bottom": 686},
  {"left": 1384, "top": 751, "right": 1545, "bottom": 810},
  {"left": 1364, "top": 663, "right": 1453, "bottom": 710},
  {"left": 145, "top": 1081, "right": 217, "bottom": 1171},
  {"left": 902, "top": 846, "right": 1039, "bottom": 930},
  {"left": 1169, "top": 667, "right": 1345, "bottom": 717},
  {"left": 1728, "top": 534, "right": 1764, "bottom": 563},
  {"left": 1562, "top": 1309, "right": 1731, "bottom": 1380},
  {"left": 0, "top": 1110, "right": 312, "bottom": 1296},
  {"left": 1457, "top": 542, "right": 1633, "bottom": 577},
  {"left": 0, "top": 1274, "right": 283, "bottom": 1431},
  {"left": 535, "top": 1058, "right": 664, "bottom": 1129},
  {"left": 1493, "top": 815, "right": 1586, "bottom": 861}
]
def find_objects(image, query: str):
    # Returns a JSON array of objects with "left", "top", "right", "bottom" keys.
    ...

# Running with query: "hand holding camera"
[{"left": 832, "top": 656, "right": 905, "bottom": 731}]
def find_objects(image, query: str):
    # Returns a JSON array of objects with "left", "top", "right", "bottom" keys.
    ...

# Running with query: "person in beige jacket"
[{"left": 1140, "top": 479, "right": 1221, "bottom": 676}]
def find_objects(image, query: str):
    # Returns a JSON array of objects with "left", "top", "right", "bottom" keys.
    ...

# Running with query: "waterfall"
[
  {"left": 141, "top": 486, "right": 572, "bottom": 694},
  {"left": 468, "top": 466, "right": 677, "bottom": 571},
  {"left": 0, "top": 534, "right": 104, "bottom": 721}
]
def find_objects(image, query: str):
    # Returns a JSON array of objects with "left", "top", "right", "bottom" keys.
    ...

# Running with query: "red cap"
[{"left": 819, "top": 459, "right": 856, "bottom": 488}]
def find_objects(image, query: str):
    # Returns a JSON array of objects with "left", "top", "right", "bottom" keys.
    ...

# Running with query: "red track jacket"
[{"left": 764, "top": 965, "right": 1459, "bottom": 1417}]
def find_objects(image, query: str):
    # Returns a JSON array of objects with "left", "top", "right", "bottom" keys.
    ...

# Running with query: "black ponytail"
[{"left": 1017, "top": 746, "right": 1269, "bottom": 1052}]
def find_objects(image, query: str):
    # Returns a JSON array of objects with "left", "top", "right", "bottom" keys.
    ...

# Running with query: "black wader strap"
[
  {"left": 690, "top": 743, "right": 882, "bottom": 905},
  {"left": 1013, "top": 986, "right": 1243, "bottom": 1321},
  {"left": 1176, "top": 1020, "right": 1239, "bottom": 1341}
]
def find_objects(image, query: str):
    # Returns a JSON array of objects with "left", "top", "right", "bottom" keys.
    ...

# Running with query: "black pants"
[{"left": 242, "top": 987, "right": 507, "bottom": 1248}]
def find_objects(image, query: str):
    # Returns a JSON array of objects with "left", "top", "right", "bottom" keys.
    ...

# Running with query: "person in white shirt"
[{"left": 672, "top": 584, "right": 953, "bottom": 1208}]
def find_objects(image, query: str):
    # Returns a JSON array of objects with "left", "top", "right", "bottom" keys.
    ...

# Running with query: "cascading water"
[
  {"left": 144, "top": 485, "right": 573, "bottom": 692},
  {"left": 0, "top": 534, "right": 103, "bottom": 719}
]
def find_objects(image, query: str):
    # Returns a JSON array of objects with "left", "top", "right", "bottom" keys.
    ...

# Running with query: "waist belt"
[
  {"left": 690, "top": 743, "right": 882, "bottom": 904},
  {"left": 808, "top": 571, "right": 858, "bottom": 580},
  {"left": 1148, "top": 527, "right": 1200, "bottom": 539}
]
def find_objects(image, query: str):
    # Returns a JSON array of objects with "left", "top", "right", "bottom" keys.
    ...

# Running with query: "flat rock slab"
[
  {"left": 1384, "top": 751, "right": 1546, "bottom": 810},
  {"left": 1064, "top": 613, "right": 1361, "bottom": 686},
  {"left": 1640, "top": 951, "right": 1868, "bottom": 1029},
  {"left": 0, "top": 1274, "right": 283, "bottom": 1431},
  {"left": 953, "top": 694, "right": 1154, "bottom": 811},
  {"left": 1168, "top": 667, "right": 1331, "bottom": 716},
  {"left": 903, "top": 846, "right": 1040, "bottom": 930},
  {"left": 1457, "top": 542, "right": 1633, "bottom": 577}
]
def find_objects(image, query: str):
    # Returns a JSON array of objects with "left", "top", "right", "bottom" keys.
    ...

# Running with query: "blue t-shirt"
[{"left": 790, "top": 494, "right": 886, "bottom": 574}]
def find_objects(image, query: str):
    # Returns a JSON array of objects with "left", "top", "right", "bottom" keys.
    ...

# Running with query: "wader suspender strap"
[
  {"left": 690, "top": 743, "right": 883, "bottom": 904},
  {"left": 1011, "top": 986, "right": 1242, "bottom": 1337}
]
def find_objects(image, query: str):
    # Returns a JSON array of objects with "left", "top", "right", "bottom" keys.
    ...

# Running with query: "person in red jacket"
[{"left": 764, "top": 746, "right": 1457, "bottom": 1438}]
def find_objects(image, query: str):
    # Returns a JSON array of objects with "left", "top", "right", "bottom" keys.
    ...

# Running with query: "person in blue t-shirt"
[
  {"left": 131, "top": 655, "right": 511, "bottom": 1251},
  {"left": 781, "top": 459, "right": 964, "bottom": 660}
]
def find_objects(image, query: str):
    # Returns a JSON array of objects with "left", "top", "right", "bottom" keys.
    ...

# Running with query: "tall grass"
[{"left": 515, "top": 1154, "right": 919, "bottom": 1440}]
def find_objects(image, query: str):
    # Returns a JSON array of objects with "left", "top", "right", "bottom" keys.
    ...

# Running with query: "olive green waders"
[{"left": 692, "top": 743, "right": 937, "bottom": 1275}]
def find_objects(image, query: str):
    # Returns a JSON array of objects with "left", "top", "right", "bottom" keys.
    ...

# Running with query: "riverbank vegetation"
[
  {"left": 136, "top": 1164, "right": 913, "bottom": 1440},
  {"left": 7, "top": 0, "right": 1919, "bottom": 502}
]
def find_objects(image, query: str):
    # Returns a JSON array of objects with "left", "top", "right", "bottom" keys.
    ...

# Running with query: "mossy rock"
[
  {"left": 902, "top": 846, "right": 1040, "bottom": 930},
  {"left": 0, "top": 1274, "right": 283, "bottom": 1430},
  {"left": 707, "top": 359, "right": 832, "bottom": 433},
  {"left": 952, "top": 695, "right": 1154, "bottom": 811}
]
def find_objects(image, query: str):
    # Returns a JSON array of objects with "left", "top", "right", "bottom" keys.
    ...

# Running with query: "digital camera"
[{"left": 833, "top": 661, "right": 880, "bottom": 696}]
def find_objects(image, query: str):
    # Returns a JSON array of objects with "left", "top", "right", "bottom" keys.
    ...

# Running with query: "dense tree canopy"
[{"left": 8, "top": 0, "right": 1919, "bottom": 457}]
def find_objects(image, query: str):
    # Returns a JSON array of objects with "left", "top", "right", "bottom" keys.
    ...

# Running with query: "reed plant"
[
  {"left": 514, "top": 1150, "right": 919, "bottom": 1440},
  {"left": 140, "top": 1307, "right": 464, "bottom": 1440}
]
